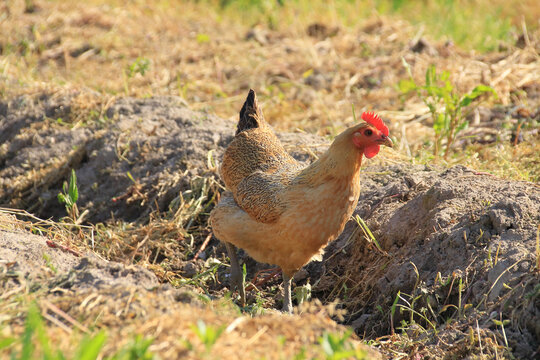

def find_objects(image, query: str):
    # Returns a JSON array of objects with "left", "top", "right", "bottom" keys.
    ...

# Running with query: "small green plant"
[
  {"left": 42, "top": 253, "right": 57, "bottom": 273},
  {"left": 0, "top": 302, "right": 107, "bottom": 360},
  {"left": 399, "top": 59, "right": 496, "bottom": 159},
  {"left": 124, "top": 57, "right": 150, "bottom": 94},
  {"left": 317, "top": 330, "right": 368, "bottom": 360},
  {"left": 390, "top": 291, "right": 400, "bottom": 334},
  {"left": 126, "top": 57, "right": 150, "bottom": 78},
  {"left": 196, "top": 33, "right": 211, "bottom": 44},
  {"left": 292, "top": 346, "right": 307, "bottom": 360},
  {"left": 242, "top": 262, "right": 247, "bottom": 287},
  {"left": 245, "top": 290, "right": 266, "bottom": 316},
  {"left": 353, "top": 215, "right": 383, "bottom": 252},
  {"left": 294, "top": 282, "right": 312, "bottom": 306},
  {"left": 57, "top": 169, "right": 79, "bottom": 221},
  {"left": 108, "top": 334, "right": 155, "bottom": 360},
  {"left": 190, "top": 319, "right": 225, "bottom": 354},
  {"left": 492, "top": 316, "right": 510, "bottom": 348},
  {"left": 395, "top": 292, "right": 436, "bottom": 333}
]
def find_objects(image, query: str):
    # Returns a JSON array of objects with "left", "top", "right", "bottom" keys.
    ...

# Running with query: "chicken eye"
[{"left": 364, "top": 129, "right": 373, "bottom": 136}]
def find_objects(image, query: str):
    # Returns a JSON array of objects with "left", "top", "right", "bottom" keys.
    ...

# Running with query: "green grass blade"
[
  {"left": 68, "top": 169, "right": 78, "bottom": 203},
  {"left": 0, "top": 337, "right": 16, "bottom": 350},
  {"left": 75, "top": 331, "right": 107, "bottom": 360},
  {"left": 354, "top": 215, "right": 383, "bottom": 252}
]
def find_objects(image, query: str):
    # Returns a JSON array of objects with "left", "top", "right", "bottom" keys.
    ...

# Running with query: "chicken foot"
[
  {"left": 282, "top": 272, "right": 292, "bottom": 314},
  {"left": 224, "top": 242, "right": 246, "bottom": 306}
]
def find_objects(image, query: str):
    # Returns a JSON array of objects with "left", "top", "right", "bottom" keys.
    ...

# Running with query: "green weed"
[
  {"left": 394, "top": 291, "right": 437, "bottom": 334},
  {"left": 57, "top": 169, "right": 80, "bottom": 222},
  {"left": 242, "top": 263, "right": 247, "bottom": 288},
  {"left": 243, "top": 290, "right": 267, "bottom": 316},
  {"left": 124, "top": 57, "right": 151, "bottom": 94},
  {"left": 0, "top": 302, "right": 158, "bottom": 360},
  {"left": 390, "top": 291, "right": 400, "bottom": 334},
  {"left": 0, "top": 302, "right": 107, "bottom": 360},
  {"left": 196, "top": 34, "right": 211, "bottom": 44},
  {"left": 189, "top": 319, "right": 225, "bottom": 353},
  {"left": 126, "top": 57, "right": 150, "bottom": 78},
  {"left": 42, "top": 254, "right": 57, "bottom": 274},
  {"left": 108, "top": 334, "right": 155, "bottom": 360},
  {"left": 492, "top": 316, "right": 510, "bottom": 348},
  {"left": 353, "top": 215, "right": 383, "bottom": 253},
  {"left": 399, "top": 59, "right": 496, "bottom": 159},
  {"left": 294, "top": 282, "right": 312, "bottom": 306},
  {"left": 317, "top": 330, "right": 369, "bottom": 360}
]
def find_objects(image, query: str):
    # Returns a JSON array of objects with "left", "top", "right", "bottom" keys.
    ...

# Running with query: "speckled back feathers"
[{"left": 221, "top": 90, "right": 302, "bottom": 223}]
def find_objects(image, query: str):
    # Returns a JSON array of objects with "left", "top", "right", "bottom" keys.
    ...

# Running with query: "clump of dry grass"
[
  {"left": 0, "top": 207, "right": 92, "bottom": 255},
  {"left": 0, "top": 266, "right": 378, "bottom": 359}
]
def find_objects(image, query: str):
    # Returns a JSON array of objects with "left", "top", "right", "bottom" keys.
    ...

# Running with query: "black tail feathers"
[{"left": 236, "top": 89, "right": 265, "bottom": 135}]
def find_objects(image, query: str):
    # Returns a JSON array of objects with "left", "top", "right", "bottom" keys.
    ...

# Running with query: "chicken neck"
[{"left": 296, "top": 135, "right": 364, "bottom": 187}]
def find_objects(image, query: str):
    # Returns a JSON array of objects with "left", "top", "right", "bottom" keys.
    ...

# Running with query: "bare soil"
[{"left": 1, "top": 94, "right": 538, "bottom": 358}]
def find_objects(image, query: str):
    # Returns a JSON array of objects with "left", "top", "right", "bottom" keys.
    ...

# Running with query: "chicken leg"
[
  {"left": 282, "top": 272, "right": 292, "bottom": 314},
  {"left": 224, "top": 242, "right": 246, "bottom": 306}
]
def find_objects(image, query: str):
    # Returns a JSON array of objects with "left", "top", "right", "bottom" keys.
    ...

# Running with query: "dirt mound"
[
  {"left": 313, "top": 164, "right": 540, "bottom": 358},
  {"left": 0, "top": 93, "right": 320, "bottom": 223},
  {"left": 1, "top": 93, "right": 222, "bottom": 222},
  {"left": 0, "top": 228, "right": 158, "bottom": 291}
]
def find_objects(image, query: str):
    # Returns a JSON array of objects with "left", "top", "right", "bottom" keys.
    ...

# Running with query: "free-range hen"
[{"left": 210, "top": 89, "right": 393, "bottom": 313}]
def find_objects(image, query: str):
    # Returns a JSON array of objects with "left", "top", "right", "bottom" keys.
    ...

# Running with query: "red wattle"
[{"left": 363, "top": 144, "right": 380, "bottom": 159}]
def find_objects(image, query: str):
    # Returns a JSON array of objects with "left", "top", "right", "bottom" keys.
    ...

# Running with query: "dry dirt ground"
[{"left": 1, "top": 94, "right": 539, "bottom": 359}]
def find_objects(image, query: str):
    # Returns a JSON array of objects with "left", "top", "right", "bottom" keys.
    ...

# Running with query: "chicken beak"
[{"left": 378, "top": 135, "right": 393, "bottom": 148}]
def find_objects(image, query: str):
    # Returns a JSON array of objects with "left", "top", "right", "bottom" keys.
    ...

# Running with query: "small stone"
[
  {"left": 293, "top": 268, "right": 309, "bottom": 282},
  {"left": 409, "top": 37, "right": 438, "bottom": 56},
  {"left": 182, "top": 262, "right": 198, "bottom": 278},
  {"left": 351, "top": 313, "right": 372, "bottom": 332}
]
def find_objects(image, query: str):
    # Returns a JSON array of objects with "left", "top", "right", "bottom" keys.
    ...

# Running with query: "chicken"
[{"left": 210, "top": 89, "right": 393, "bottom": 312}]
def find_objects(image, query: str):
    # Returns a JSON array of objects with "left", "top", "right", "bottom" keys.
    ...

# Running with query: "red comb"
[{"left": 361, "top": 111, "right": 389, "bottom": 136}]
